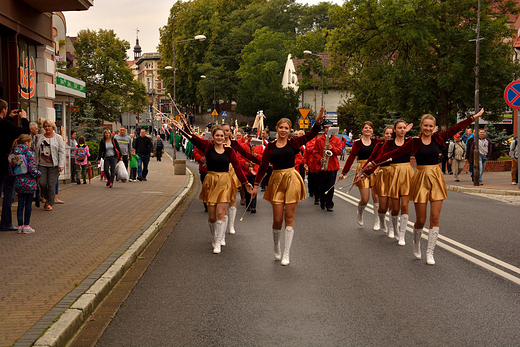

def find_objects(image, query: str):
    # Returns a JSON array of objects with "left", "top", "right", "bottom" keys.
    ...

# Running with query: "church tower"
[{"left": 134, "top": 28, "right": 142, "bottom": 60}]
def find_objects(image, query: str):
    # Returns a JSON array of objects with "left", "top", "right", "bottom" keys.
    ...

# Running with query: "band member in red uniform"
[
  {"left": 338, "top": 121, "right": 380, "bottom": 230},
  {"left": 362, "top": 109, "right": 484, "bottom": 265},
  {"left": 193, "top": 146, "right": 208, "bottom": 212},
  {"left": 172, "top": 121, "right": 253, "bottom": 254},
  {"left": 242, "top": 129, "right": 264, "bottom": 214},
  {"left": 312, "top": 121, "right": 343, "bottom": 212},
  {"left": 305, "top": 136, "right": 320, "bottom": 201},
  {"left": 251, "top": 107, "right": 325, "bottom": 265}
]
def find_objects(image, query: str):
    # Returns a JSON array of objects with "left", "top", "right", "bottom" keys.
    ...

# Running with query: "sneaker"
[
  {"left": 129, "top": 179, "right": 134, "bottom": 182},
  {"left": 77, "top": 181, "right": 81, "bottom": 185},
  {"left": 512, "top": 182, "right": 517, "bottom": 185},
  {"left": 109, "top": 182, "right": 113, "bottom": 188},
  {"left": 83, "top": 181, "right": 87, "bottom": 184},
  {"left": 137, "top": 176, "right": 143, "bottom": 181},
  {"left": 23, "top": 226, "right": 35, "bottom": 234},
  {"left": 142, "top": 178, "right": 147, "bottom": 181},
  {"left": 17, "top": 226, "right": 24, "bottom": 234}
]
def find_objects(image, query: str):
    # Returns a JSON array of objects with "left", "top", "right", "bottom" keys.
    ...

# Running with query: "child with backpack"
[
  {"left": 129, "top": 148, "right": 138, "bottom": 182},
  {"left": 74, "top": 136, "right": 90, "bottom": 184},
  {"left": 9, "top": 134, "right": 41, "bottom": 234}
]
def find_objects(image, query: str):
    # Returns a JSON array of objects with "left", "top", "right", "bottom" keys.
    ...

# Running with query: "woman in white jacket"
[{"left": 35, "top": 119, "right": 65, "bottom": 211}]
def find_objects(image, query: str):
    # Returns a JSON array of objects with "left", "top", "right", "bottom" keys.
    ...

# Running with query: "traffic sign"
[
  {"left": 222, "top": 111, "right": 228, "bottom": 117},
  {"left": 211, "top": 109, "right": 218, "bottom": 116},
  {"left": 504, "top": 81, "right": 520, "bottom": 109},
  {"left": 299, "top": 108, "right": 310, "bottom": 119},
  {"left": 299, "top": 119, "right": 309, "bottom": 129}
]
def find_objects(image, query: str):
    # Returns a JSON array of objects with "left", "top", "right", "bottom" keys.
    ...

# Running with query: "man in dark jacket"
[
  {"left": 0, "top": 99, "right": 30, "bottom": 231},
  {"left": 155, "top": 135, "right": 164, "bottom": 161},
  {"left": 134, "top": 128, "right": 154, "bottom": 181}
]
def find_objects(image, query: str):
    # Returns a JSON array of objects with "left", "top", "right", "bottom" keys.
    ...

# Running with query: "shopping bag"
[{"left": 115, "top": 161, "right": 129, "bottom": 180}]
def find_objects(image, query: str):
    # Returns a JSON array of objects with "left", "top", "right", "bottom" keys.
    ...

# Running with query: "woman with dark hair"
[
  {"left": 251, "top": 107, "right": 325, "bottom": 266},
  {"left": 97, "top": 129, "right": 121, "bottom": 188},
  {"left": 362, "top": 109, "right": 484, "bottom": 265},
  {"left": 172, "top": 121, "right": 253, "bottom": 254},
  {"left": 338, "top": 121, "right": 380, "bottom": 230}
]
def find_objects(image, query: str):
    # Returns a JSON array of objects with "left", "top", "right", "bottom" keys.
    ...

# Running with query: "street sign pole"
[{"left": 503, "top": 81, "right": 520, "bottom": 189}]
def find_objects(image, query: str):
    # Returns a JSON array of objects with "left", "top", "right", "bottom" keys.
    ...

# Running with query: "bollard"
[{"left": 174, "top": 159, "right": 186, "bottom": 175}]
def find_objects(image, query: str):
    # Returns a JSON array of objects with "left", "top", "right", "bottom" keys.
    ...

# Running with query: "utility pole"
[{"left": 472, "top": 0, "right": 483, "bottom": 186}]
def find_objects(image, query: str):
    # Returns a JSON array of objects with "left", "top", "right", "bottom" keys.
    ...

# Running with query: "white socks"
[
  {"left": 221, "top": 215, "right": 228, "bottom": 246},
  {"left": 373, "top": 203, "right": 380, "bottom": 231},
  {"left": 228, "top": 206, "right": 237, "bottom": 235},
  {"left": 390, "top": 215, "right": 398, "bottom": 239},
  {"left": 357, "top": 204, "right": 366, "bottom": 226},
  {"left": 213, "top": 220, "right": 224, "bottom": 254},
  {"left": 378, "top": 212, "right": 387, "bottom": 234},
  {"left": 413, "top": 228, "right": 422, "bottom": 259},
  {"left": 397, "top": 214, "right": 408, "bottom": 246}
]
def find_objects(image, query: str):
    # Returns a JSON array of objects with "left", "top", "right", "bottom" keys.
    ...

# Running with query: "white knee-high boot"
[
  {"left": 426, "top": 227, "right": 439, "bottom": 265},
  {"left": 413, "top": 228, "right": 422, "bottom": 259},
  {"left": 281, "top": 226, "right": 294, "bottom": 266},
  {"left": 398, "top": 214, "right": 409, "bottom": 246},
  {"left": 228, "top": 206, "right": 237, "bottom": 235},
  {"left": 357, "top": 204, "right": 366, "bottom": 226},
  {"left": 213, "top": 220, "right": 224, "bottom": 254},
  {"left": 390, "top": 215, "right": 398, "bottom": 239},
  {"left": 273, "top": 229, "right": 282, "bottom": 260},
  {"left": 208, "top": 222, "right": 216, "bottom": 249},
  {"left": 373, "top": 203, "right": 380, "bottom": 231},
  {"left": 221, "top": 215, "right": 228, "bottom": 246},
  {"left": 378, "top": 213, "right": 387, "bottom": 234}
]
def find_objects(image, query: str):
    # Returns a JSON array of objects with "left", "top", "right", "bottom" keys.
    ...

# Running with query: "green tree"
[
  {"left": 69, "top": 29, "right": 147, "bottom": 122},
  {"left": 236, "top": 27, "right": 300, "bottom": 129},
  {"left": 328, "top": 0, "right": 520, "bottom": 129},
  {"left": 78, "top": 103, "right": 103, "bottom": 142}
]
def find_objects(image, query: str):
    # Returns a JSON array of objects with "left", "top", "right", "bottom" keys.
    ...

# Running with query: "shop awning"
[
  {"left": 56, "top": 72, "right": 86, "bottom": 98},
  {"left": 22, "top": 0, "right": 93, "bottom": 12}
]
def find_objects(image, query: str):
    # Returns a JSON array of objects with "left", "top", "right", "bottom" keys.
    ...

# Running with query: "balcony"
[{"left": 22, "top": 0, "right": 93, "bottom": 12}]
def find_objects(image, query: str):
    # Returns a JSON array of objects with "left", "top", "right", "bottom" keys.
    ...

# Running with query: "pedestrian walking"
[
  {"left": 0, "top": 100, "right": 30, "bottom": 230},
  {"left": 97, "top": 129, "right": 122, "bottom": 188},
  {"left": 155, "top": 135, "right": 164, "bottom": 161},
  {"left": 470, "top": 129, "right": 492, "bottom": 185},
  {"left": 128, "top": 149, "right": 138, "bottom": 182},
  {"left": 114, "top": 127, "right": 132, "bottom": 170},
  {"left": 172, "top": 121, "right": 253, "bottom": 254},
  {"left": 9, "top": 134, "right": 41, "bottom": 234},
  {"left": 134, "top": 128, "right": 153, "bottom": 181},
  {"left": 69, "top": 130, "right": 78, "bottom": 183},
  {"left": 74, "top": 136, "right": 90, "bottom": 184},
  {"left": 338, "top": 121, "right": 381, "bottom": 231},
  {"left": 362, "top": 109, "right": 484, "bottom": 265},
  {"left": 251, "top": 107, "right": 325, "bottom": 266},
  {"left": 35, "top": 119, "right": 65, "bottom": 211},
  {"left": 448, "top": 134, "right": 466, "bottom": 182}
]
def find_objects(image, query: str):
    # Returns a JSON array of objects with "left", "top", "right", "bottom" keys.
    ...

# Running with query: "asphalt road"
[{"left": 96, "top": 154, "right": 520, "bottom": 346}]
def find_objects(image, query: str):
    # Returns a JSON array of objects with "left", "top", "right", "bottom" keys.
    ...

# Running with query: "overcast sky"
[{"left": 64, "top": 0, "right": 343, "bottom": 60}]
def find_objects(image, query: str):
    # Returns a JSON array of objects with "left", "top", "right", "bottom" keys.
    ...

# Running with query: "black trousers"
[
  {"left": 261, "top": 167, "right": 272, "bottom": 189},
  {"left": 200, "top": 171, "right": 207, "bottom": 210},
  {"left": 308, "top": 172, "right": 318, "bottom": 199},
  {"left": 318, "top": 170, "right": 337, "bottom": 209},
  {"left": 244, "top": 175, "right": 257, "bottom": 209}
]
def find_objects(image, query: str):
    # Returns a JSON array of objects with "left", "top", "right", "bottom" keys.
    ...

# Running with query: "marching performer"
[
  {"left": 364, "top": 125, "right": 395, "bottom": 235},
  {"left": 242, "top": 129, "right": 264, "bottom": 214},
  {"left": 305, "top": 136, "right": 320, "bottom": 201},
  {"left": 193, "top": 146, "right": 208, "bottom": 212},
  {"left": 172, "top": 120, "right": 253, "bottom": 254},
  {"left": 362, "top": 109, "right": 484, "bottom": 265},
  {"left": 251, "top": 107, "right": 325, "bottom": 265},
  {"left": 338, "top": 121, "right": 380, "bottom": 230},
  {"left": 312, "top": 121, "right": 342, "bottom": 212}
]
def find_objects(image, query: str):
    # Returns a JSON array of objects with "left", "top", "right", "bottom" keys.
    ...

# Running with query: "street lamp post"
[
  {"left": 200, "top": 75, "right": 216, "bottom": 113},
  {"left": 303, "top": 50, "right": 325, "bottom": 111},
  {"left": 173, "top": 34, "right": 206, "bottom": 114}
]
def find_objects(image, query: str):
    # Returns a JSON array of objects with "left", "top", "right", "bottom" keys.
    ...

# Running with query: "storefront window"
[{"left": 18, "top": 39, "right": 37, "bottom": 121}]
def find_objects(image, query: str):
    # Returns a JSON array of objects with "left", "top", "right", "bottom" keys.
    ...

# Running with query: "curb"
[
  {"left": 26, "top": 170, "right": 194, "bottom": 347},
  {"left": 447, "top": 184, "right": 520, "bottom": 196}
]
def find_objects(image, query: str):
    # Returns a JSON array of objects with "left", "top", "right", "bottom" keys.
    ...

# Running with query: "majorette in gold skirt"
[
  {"left": 409, "top": 165, "right": 447, "bottom": 203},
  {"left": 263, "top": 168, "right": 306, "bottom": 204},
  {"left": 199, "top": 171, "right": 238, "bottom": 206},
  {"left": 388, "top": 163, "right": 414, "bottom": 199},
  {"left": 354, "top": 160, "right": 376, "bottom": 189},
  {"left": 372, "top": 165, "right": 393, "bottom": 197}
]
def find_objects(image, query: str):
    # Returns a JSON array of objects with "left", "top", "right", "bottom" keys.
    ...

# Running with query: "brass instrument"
[{"left": 321, "top": 127, "right": 339, "bottom": 171}]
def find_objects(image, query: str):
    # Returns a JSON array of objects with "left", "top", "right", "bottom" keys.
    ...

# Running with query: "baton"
[
  {"left": 324, "top": 171, "right": 356, "bottom": 195},
  {"left": 239, "top": 199, "right": 255, "bottom": 222}
]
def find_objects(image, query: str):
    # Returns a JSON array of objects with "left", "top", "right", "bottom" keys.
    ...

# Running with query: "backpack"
[
  {"left": 8, "top": 153, "right": 28, "bottom": 176},
  {"left": 76, "top": 146, "right": 88, "bottom": 162}
]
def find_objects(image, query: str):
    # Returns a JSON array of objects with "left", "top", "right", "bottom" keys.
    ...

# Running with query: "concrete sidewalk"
[{"left": 0, "top": 154, "right": 193, "bottom": 347}]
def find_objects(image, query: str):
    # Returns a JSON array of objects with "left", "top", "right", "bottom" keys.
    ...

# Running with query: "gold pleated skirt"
[
  {"left": 199, "top": 171, "right": 237, "bottom": 206},
  {"left": 409, "top": 165, "right": 447, "bottom": 203},
  {"left": 264, "top": 168, "right": 306, "bottom": 204},
  {"left": 388, "top": 163, "right": 414, "bottom": 199},
  {"left": 354, "top": 160, "right": 375, "bottom": 189},
  {"left": 228, "top": 164, "right": 242, "bottom": 189},
  {"left": 373, "top": 166, "right": 393, "bottom": 197}
]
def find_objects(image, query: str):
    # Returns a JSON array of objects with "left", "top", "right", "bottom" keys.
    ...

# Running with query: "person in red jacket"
[
  {"left": 312, "top": 121, "right": 343, "bottom": 212},
  {"left": 338, "top": 121, "right": 380, "bottom": 230},
  {"left": 251, "top": 107, "right": 325, "bottom": 265},
  {"left": 242, "top": 129, "right": 264, "bottom": 213},
  {"left": 193, "top": 146, "right": 208, "bottom": 212},
  {"left": 361, "top": 109, "right": 484, "bottom": 265}
]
